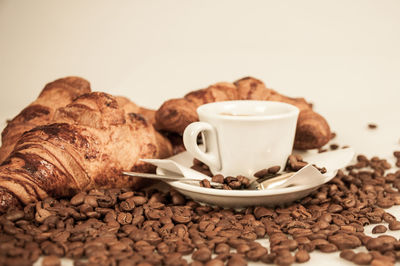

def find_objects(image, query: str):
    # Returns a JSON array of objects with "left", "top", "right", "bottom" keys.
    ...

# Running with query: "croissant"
[
  {"left": 0, "top": 77, "right": 91, "bottom": 164},
  {"left": 155, "top": 77, "right": 331, "bottom": 150},
  {"left": 0, "top": 91, "right": 173, "bottom": 213}
]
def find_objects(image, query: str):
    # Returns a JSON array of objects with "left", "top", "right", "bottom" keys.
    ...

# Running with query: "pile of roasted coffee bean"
[{"left": 1, "top": 152, "right": 400, "bottom": 266}]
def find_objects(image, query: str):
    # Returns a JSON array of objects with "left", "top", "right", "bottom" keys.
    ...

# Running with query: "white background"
[{"left": 1, "top": 0, "right": 400, "bottom": 265}]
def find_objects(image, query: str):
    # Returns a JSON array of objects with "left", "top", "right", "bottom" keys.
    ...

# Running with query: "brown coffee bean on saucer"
[
  {"left": 212, "top": 174, "right": 224, "bottom": 184},
  {"left": 287, "top": 155, "right": 307, "bottom": 171},
  {"left": 254, "top": 165, "right": 280, "bottom": 178},
  {"left": 200, "top": 179, "right": 212, "bottom": 188},
  {"left": 267, "top": 165, "right": 281, "bottom": 174},
  {"left": 254, "top": 168, "right": 269, "bottom": 178}
]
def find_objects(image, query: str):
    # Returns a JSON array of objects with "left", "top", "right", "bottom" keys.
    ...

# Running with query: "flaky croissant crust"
[{"left": 0, "top": 79, "right": 173, "bottom": 213}]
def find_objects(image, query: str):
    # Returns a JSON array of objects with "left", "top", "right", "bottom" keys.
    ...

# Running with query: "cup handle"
[{"left": 183, "top": 122, "right": 221, "bottom": 171}]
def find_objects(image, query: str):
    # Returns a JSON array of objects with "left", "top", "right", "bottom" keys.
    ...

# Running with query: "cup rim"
[{"left": 197, "top": 100, "right": 300, "bottom": 121}]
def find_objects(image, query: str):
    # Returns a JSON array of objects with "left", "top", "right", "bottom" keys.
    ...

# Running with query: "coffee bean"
[
  {"left": 84, "top": 195, "right": 98, "bottom": 208},
  {"left": 287, "top": 155, "right": 307, "bottom": 171},
  {"left": 117, "top": 212, "right": 133, "bottom": 225},
  {"left": 35, "top": 208, "right": 52, "bottom": 223},
  {"left": 222, "top": 184, "right": 232, "bottom": 190},
  {"left": 214, "top": 243, "right": 230, "bottom": 254},
  {"left": 190, "top": 261, "right": 203, "bottom": 266},
  {"left": 254, "top": 169, "right": 269, "bottom": 178},
  {"left": 200, "top": 179, "right": 212, "bottom": 188},
  {"left": 268, "top": 165, "right": 281, "bottom": 174},
  {"left": 118, "top": 191, "right": 134, "bottom": 200},
  {"left": 319, "top": 243, "right": 338, "bottom": 253},
  {"left": 171, "top": 191, "right": 186, "bottom": 205},
  {"left": 274, "top": 250, "right": 294, "bottom": 266},
  {"left": 132, "top": 196, "right": 147, "bottom": 206},
  {"left": 70, "top": 192, "right": 86, "bottom": 206},
  {"left": 366, "top": 235, "right": 396, "bottom": 251},
  {"left": 227, "top": 254, "right": 247, "bottom": 266},
  {"left": 172, "top": 206, "right": 191, "bottom": 224},
  {"left": 340, "top": 249, "right": 356, "bottom": 261},
  {"left": 120, "top": 198, "right": 136, "bottom": 211},
  {"left": 330, "top": 144, "right": 339, "bottom": 150},
  {"left": 328, "top": 233, "right": 361, "bottom": 250},
  {"left": 371, "top": 259, "right": 394, "bottom": 266},
  {"left": 295, "top": 249, "right": 310, "bottom": 263},
  {"left": 236, "top": 244, "right": 250, "bottom": 254},
  {"left": 192, "top": 247, "right": 212, "bottom": 262},
  {"left": 319, "top": 213, "right": 332, "bottom": 223},
  {"left": 372, "top": 225, "right": 387, "bottom": 234},
  {"left": 5, "top": 209, "right": 25, "bottom": 221},
  {"left": 41, "top": 255, "right": 60, "bottom": 266},
  {"left": 370, "top": 250, "right": 396, "bottom": 264},
  {"left": 228, "top": 180, "right": 242, "bottom": 189},
  {"left": 212, "top": 174, "right": 224, "bottom": 184},
  {"left": 352, "top": 252, "right": 373, "bottom": 265},
  {"left": 281, "top": 239, "right": 298, "bottom": 251},
  {"left": 259, "top": 252, "right": 275, "bottom": 264},
  {"left": 205, "top": 259, "right": 224, "bottom": 266},
  {"left": 388, "top": 221, "right": 400, "bottom": 230},
  {"left": 246, "top": 247, "right": 267, "bottom": 261},
  {"left": 377, "top": 198, "right": 394, "bottom": 208},
  {"left": 253, "top": 207, "right": 275, "bottom": 219},
  {"left": 50, "top": 230, "right": 70, "bottom": 243},
  {"left": 328, "top": 204, "right": 343, "bottom": 213},
  {"left": 236, "top": 175, "right": 250, "bottom": 188}
]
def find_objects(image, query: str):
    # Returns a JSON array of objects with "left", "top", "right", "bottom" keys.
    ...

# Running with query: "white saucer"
[{"left": 156, "top": 148, "right": 354, "bottom": 208}]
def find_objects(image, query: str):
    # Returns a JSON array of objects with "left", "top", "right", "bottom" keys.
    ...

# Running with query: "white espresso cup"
[{"left": 183, "top": 100, "right": 299, "bottom": 177}]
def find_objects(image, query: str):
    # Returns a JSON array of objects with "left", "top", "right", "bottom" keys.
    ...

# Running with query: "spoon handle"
[
  {"left": 122, "top": 171, "right": 223, "bottom": 187},
  {"left": 123, "top": 171, "right": 198, "bottom": 181}
]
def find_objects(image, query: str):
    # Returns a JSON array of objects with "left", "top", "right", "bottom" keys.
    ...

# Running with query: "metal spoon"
[
  {"left": 122, "top": 171, "right": 224, "bottom": 188},
  {"left": 248, "top": 172, "right": 295, "bottom": 190},
  {"left": 123, "top": 171, "right": 295, "bottom": 190}
]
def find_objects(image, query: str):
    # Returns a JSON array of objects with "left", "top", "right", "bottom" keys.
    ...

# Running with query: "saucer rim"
[{"left": 157, "top": 168, "right": 336, "bottom": 197}]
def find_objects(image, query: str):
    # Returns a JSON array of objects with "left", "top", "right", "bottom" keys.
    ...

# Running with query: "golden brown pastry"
[
  {"left": 0, "top": 77, "right": 91, "bottom": 163},
  {"left": 0, "top": 92, "right": 173, "bottom": 213},
  {"left": 155, "top": 77, "right": 331, "bottom": 150},
  {"left": 116, "top": 96, "right": 157, "bottom": 126}
]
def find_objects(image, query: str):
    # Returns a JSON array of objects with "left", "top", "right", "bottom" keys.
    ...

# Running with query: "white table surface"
[{"left": 1, "top": 0, "right": 400, "bottom": 265}]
